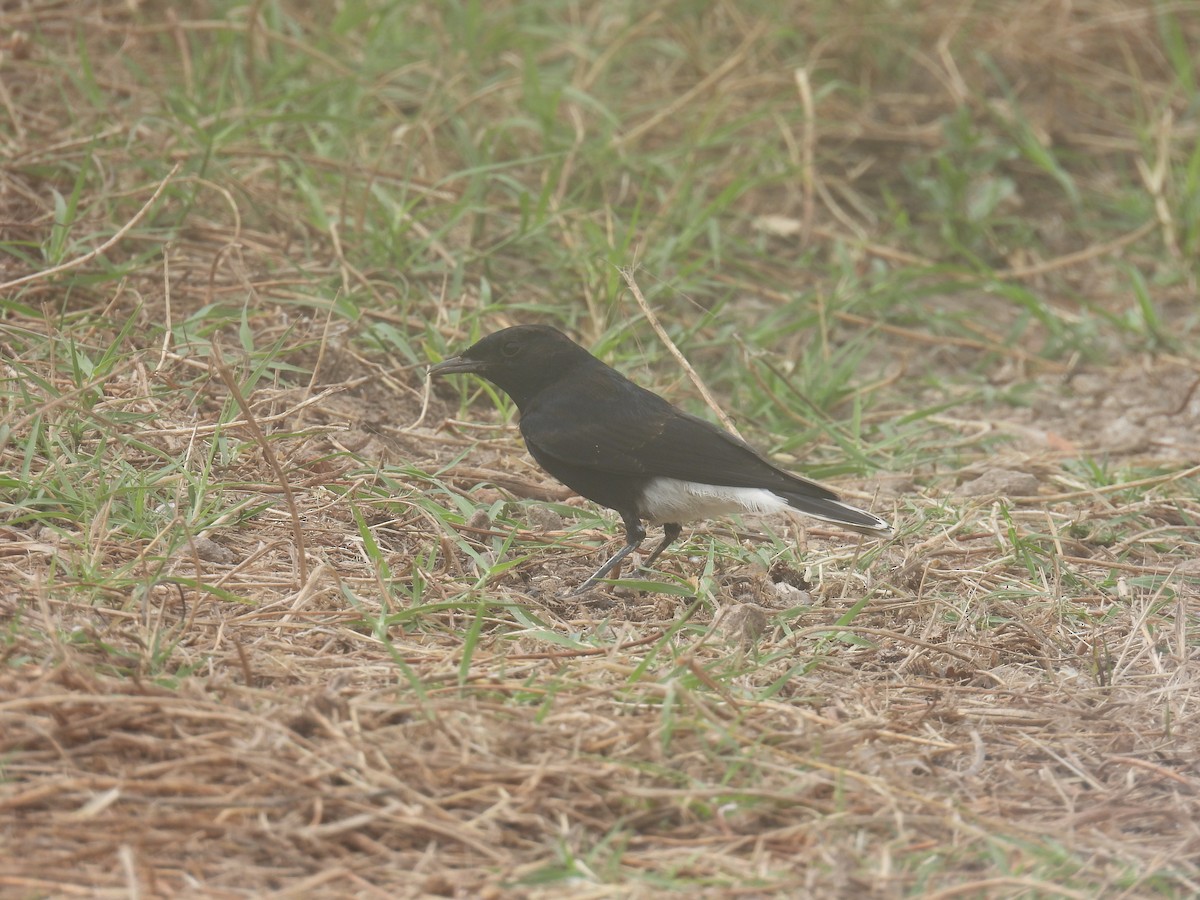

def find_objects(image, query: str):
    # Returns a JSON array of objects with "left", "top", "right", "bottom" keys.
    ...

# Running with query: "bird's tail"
[{"left": 778, "top": 491, "right": 893, "bottom": 536}]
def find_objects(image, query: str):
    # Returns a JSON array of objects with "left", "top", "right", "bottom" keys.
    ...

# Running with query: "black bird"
[{"left": 429, "top": 325, "right": 891, "bottom": 593}]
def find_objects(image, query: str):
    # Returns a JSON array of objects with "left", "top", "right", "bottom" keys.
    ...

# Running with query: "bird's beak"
[{"left": 427, "top": 355, "right": 483, "bottom": 378}]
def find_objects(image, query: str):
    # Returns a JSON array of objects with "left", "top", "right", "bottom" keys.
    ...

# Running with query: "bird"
[{"left": 428, "top": 324, "right": 892, "bottom": 594}]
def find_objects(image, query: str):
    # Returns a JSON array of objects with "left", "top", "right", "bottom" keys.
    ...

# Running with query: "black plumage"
[{"left": 429, "top": 324, "right": 891, "bottom": 593}]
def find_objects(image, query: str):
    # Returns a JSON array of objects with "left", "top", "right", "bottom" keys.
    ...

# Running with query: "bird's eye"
[{"left": 501, "top": 341, "right": 521, "bottom": 358}]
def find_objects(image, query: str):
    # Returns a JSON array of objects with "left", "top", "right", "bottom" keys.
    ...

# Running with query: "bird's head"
[{"left": 428, "top": 324, "right": 594, "bottom": 409}]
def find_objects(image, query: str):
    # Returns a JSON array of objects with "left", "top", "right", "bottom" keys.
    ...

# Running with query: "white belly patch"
[{"left": 639, "top": 477, "right": 788, "bottom": 525}]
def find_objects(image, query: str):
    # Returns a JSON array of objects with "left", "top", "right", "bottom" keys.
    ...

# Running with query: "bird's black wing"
[{"left": 519, "top": 375, "right": 838, "bottom": 500}]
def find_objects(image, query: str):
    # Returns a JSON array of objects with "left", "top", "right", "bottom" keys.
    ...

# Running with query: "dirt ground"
[
  {"left": 4, "top": 308, "right": 1198, "bottom": 896},
  {"left": 3, "top": 2, "right": 1200, "bottom": 898}
]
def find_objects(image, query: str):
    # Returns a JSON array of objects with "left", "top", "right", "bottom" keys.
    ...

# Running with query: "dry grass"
[{"left": 2, "top": 1, "right": 1200, "bottom": 897}]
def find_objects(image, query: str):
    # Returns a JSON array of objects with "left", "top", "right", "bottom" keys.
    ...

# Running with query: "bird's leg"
[
  {"left": 569, "top": 514, "right": 645, "bottom": 595},
  {"left": 641, "top": 522, "right": 682, "bottom": 571}
]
